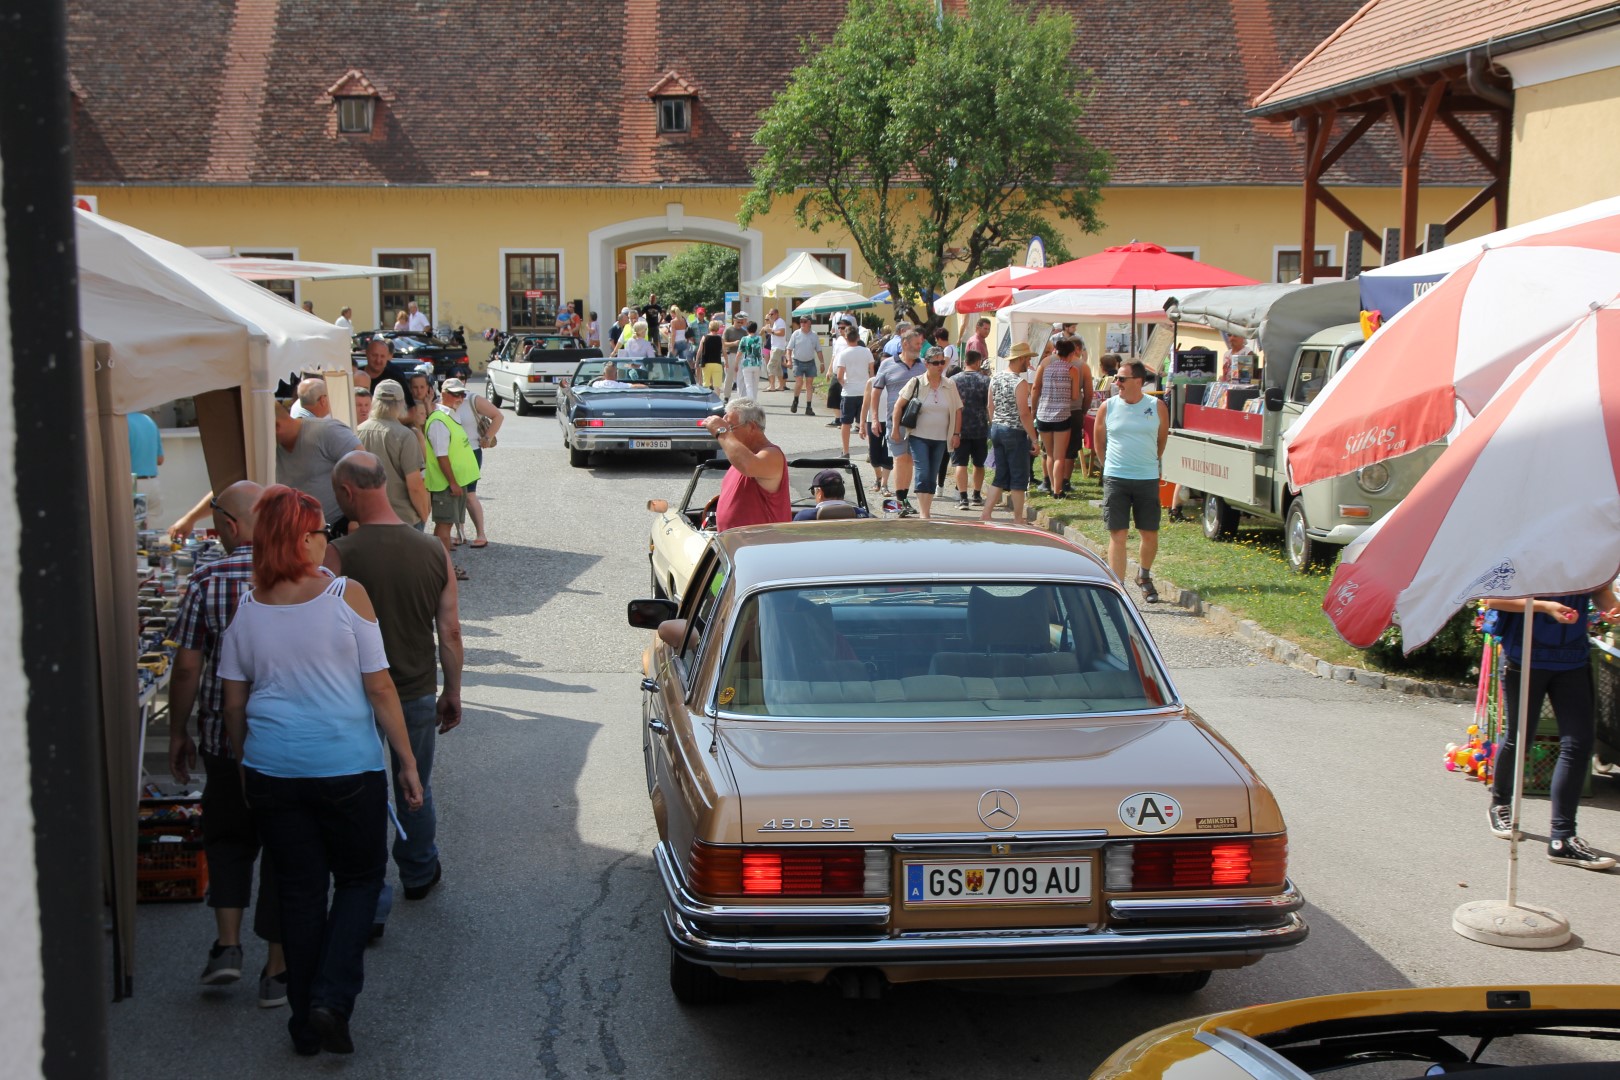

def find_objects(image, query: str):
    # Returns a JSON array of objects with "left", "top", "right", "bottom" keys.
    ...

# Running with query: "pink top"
[{"left": 716, "top": 453, "right": 792, "bottom": 531}]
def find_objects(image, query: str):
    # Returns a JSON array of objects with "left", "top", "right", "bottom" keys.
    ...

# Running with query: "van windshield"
[{"left": 714, "top": 582, "right": 1173, "bottom": 718}]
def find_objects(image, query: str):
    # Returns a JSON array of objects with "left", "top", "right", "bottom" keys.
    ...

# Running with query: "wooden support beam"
[
  {"left": 1316, "top": 187, "right": 1380, "bottom": 247},
  {"left": 1301, "top": 111, "right": 1323, "bottom": 284},
  {"left": 1444, "top": 179, "right": 1503, "bottom": 235},
  {"left": 1495, "top": 109, "right": 1512, "bottom": 229},
  {"left": 1438, "top": 110, "right": 1499, "bottom": 170},
  {"left": 1399, "top": 81, "right": 1448, "bottom": 259},
  {"left": 1318, "top": 110, "right": 1382, "bottom": 175}
]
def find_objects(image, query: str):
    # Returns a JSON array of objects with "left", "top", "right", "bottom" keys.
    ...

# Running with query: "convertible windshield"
[
  {"left": 715, "top": 583, "right": 1173, "bottom": 718},
  {"left": 574, "top": 359, "right": 696, "bottom": 387}
]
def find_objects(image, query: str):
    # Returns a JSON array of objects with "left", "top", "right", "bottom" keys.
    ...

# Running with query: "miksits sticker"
[{"left": 1119, "top": 792, "right": 1180, "bottom": 833}]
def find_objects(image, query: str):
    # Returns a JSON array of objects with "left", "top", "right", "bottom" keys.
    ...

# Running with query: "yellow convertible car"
[
  {"left": 1091, "top": 984, "right": 1620, "bottom": 1078},
  {"left": 626, "top": 521, "right": 1305, "bottom": 1004}
]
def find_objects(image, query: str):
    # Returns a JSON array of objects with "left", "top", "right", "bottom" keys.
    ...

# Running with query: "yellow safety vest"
[{"left": 423, "top": 409, "right": 481, "bottom": 491}]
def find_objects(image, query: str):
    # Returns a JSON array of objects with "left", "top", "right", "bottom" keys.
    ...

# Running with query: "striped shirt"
[{"left": 171, "top": 545, "right": 256, "bottom": 757}]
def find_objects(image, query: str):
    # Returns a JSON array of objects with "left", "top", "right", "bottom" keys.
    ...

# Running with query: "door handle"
[
  {"left": 647, "top": 716, "right": 668, "bottom": 735},
  {"left": 640, "top": 677, "right": 659, "bottom": 693}
]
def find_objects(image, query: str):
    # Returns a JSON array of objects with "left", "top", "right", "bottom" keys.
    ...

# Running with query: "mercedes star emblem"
[{"left": 977, "top": 789, "right": 1020, "bottom": 830}]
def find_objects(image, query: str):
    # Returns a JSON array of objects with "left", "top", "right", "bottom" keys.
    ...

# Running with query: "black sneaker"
[
  {"left": 790, "top": 398, "right": 799, "bottom": 413},
  {"left": 897, "top": 502, "right": 918, "bottom": 519},
  {"left": 201, "top": 942, "right": 243, "bottom": 985},
  {"left": 1547, "top": 836, "right": 1617, "bottom": 870},
  {"left": 971, "top": 492, "right": 984, "bottom": 506},
  {"left": 805, "top": 406, "right": 816, "bottom": 417},
  {"left": 1137, "top": 573, "right": 1160, "bottom": 604},
  {"left": 258, "top": 966, "right": 289, "bottom": 1009},
  {"left": 1487, "top": 803, "right": 1515, "bottom": 840}
]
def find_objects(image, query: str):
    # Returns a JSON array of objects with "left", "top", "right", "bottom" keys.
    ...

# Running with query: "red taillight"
[
  {"left": 574, "top": 418, "right": 606, "bottom": 428},
  {"left": 1126, "top": 836, "right": 1287, "bottom": 891},
  {"left": 688, "top": 841, "right": 867, "bottom": 897}
]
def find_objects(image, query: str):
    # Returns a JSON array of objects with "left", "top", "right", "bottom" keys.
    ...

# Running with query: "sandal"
[
  {"left": 454, "top": 567, "right": 470, "bottom": 581},
  {"left": 469, "top": 540, "right": 489, "bottom": 549}
]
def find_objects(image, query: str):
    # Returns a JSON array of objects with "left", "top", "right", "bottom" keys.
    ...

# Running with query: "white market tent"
[
  {"left": 206, "top": 255, "right": 409, "bottom": 281},
  {"left": 1000, "top": 288, "right": 1179, "bottom": 361},
  {"left": 75, "top": 210, "right": 351, "bottom": 996},
  {"left": 742, "top": 250, "right": 861, "bottom": 296}
]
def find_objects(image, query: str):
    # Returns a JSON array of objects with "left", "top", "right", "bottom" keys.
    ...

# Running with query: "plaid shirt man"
[{"left": 172, "top": 545, "right": 254, "bottom": 757}]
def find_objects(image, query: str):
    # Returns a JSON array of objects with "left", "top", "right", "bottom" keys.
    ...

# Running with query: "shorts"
[
  {"left": 701, "top": 363, "right": 725, "bottom": 390},
  {"left": 1065, "top": 411, "right": 1087, "bottom": 459},
  {"left": 907, "top": 437, "right": 947, "bottom": 494},
  {"left": 867, "top": 425, "right": 893, "bottom": 469},
  {"left": 1102, "top": 476, "right": 1162, "bottom": 532},
  {"left": 839, "top": 396, "right": 862, "bottom": 426},
  {"left": 793, "top": 359, "right": 818, "bottom": 379},
  {"left": 430, "top": 488, "right": 468, "bottom": 525},
  {"left": 466, "top": 448, "right": 483, "bottom": 493},
  {"left": 990, "top": 424, "right": 1032, "bottom": 491},
  {"left": 887, "top": 432, "right": 912, "bottom": 460},
  {"left": 1035, "top": 417, "right": 1071, "bottom": 433},
  {"left": 951, "top": 436, "right": 988, "bottom": 467}
]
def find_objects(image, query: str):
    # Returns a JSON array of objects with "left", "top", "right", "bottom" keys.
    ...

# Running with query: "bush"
[
  {"left": 627, "top": 245, "right": 739, "bottom": 313},
  {"left": 1362, "top": 607, "right": 1483, "bottom": 681}
]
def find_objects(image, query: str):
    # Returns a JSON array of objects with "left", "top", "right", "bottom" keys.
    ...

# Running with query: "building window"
[
  {"left": 810, "top": 252, "right": 848, "bottom": 278},
  {"left": 1165, "top": 246, "right": 1200, "bottom": 261},
  {"left": 1274, "top": 247, "right": 1332, "bottom": 283},
  {"left": 506, "top": 253, "right": 561, "bottom": 332},
  {"left": 379, "top": 253, "right": 433, "bottom": 326},
  {"left": 632, "top": 254, "right": 667, "bottom": 281},
  {"left": 337, "top": 97, "right": 375, "bottom": 134},
  {"left": 237, "top": 249, "right": 296, "bottom": 305},
  {"left": 657, "top": 98, "right": 690, "bottom": 134}
]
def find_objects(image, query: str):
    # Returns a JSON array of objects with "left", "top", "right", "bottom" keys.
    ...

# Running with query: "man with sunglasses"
[
  {"left": 1092, "top": 359, "right": 1169, "bottom": 603},
  {"left": 169, "top": 481, "right": 290, "bottom": 1006},
  {"left": 867, "top": 329, "right": 928, "bottom": 517}
]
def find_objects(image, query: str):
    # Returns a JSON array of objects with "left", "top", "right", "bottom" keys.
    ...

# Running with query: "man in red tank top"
[{"left": 701, "top": 398, "right": 792, "bottom": 530}]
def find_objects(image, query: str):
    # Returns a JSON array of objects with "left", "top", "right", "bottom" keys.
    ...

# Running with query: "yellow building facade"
[
  {"left": 1500, "top": 25, "right": 1620, "bottom": 224},
  {"left": 78, "top": 183, "right": 1484, "bottom": 366}
]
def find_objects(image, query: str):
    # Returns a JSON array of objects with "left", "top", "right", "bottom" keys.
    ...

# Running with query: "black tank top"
[{"left": 698, "top": 333, "right": 724, "bottom": 365}]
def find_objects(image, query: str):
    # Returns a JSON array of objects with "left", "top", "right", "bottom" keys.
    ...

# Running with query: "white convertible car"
[{"left": 646, "top": 457, "right": 871, "bottom": 604}]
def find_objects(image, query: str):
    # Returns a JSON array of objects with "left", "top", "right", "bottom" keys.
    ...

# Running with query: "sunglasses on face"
[
  {"left": 926, "top": 359, "right": 947, "bottom": 367},
  {"left": 209, "top": 497, "right": 235, "bottom": 525}
]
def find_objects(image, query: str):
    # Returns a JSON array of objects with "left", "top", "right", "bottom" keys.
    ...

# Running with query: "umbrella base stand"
[{"left": 1452, "top": 900, "right": 1571, "bottom": 949}]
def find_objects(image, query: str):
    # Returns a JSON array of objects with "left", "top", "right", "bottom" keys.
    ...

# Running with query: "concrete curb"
[{"left": 1032, "top": 510, "right": 1474, "bottom": 703}]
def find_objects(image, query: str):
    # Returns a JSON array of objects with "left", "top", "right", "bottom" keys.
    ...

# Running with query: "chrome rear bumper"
[{"left": 654, "top": 843, "right": 1307, "bottom": 969}]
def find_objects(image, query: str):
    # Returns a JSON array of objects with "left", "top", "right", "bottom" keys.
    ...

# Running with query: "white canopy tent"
[
  {"left": 74, "top": 211, "right": 350, "bottom": 996},
  {"left": 205, "top": 255, "right": 410, "bottom": 282},
  {"left": 741, "top": 250, "right": 861, "bottom": 296},
  {"left": 1000, "top": 288, "right": 1178, "bottom": 363}
]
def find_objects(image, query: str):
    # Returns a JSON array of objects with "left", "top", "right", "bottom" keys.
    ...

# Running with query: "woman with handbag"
[
  {"left": 891, "top": 346, "right": 963, "bottom": 520},
  {"left": 452, "top": 380, "right": 502, "bottom": 549}
]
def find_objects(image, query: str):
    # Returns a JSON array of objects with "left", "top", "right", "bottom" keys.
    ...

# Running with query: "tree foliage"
[
  {"left": 627, "top": 244, "right": 740, "bottom": 313},
  {"left": 740, "top": 0, "right": 1110, "bottom": 326}
]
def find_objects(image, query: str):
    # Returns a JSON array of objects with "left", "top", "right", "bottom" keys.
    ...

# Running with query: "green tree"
[
  {"left": 627, "top": 244, "right": 740, "bottom": 314},
  {"left": 740, "top": 0, "right": 1110, "bottom": 327}
]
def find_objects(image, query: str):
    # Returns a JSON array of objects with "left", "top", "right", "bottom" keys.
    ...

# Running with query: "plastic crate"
[
  {"left": 137, "top": 799, "right": 208, "bottom": 903},
  {"left": 1592, "top": 644, "right": 1620, "bottom": 765}
]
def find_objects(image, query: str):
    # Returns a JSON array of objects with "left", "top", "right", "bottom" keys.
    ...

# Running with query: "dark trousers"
[
  {"left": 245, "top": 768, "right": 387, "bottom": 1034},
  {"left": 200, "top": 751, "right": 280, "bottom": 942},
  {"left": 1489, "top": 663, "right": 1594, "bottom": 839}
]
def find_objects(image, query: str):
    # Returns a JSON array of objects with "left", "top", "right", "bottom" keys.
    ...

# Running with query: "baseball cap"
[
  {"left": 810, "top": 469, "right": 844, "bottom": 491},
  {"left": 441, "top": 378, "right": 468, "bottom": 395},
  {"left": 372, "top": 378, "right": 406, "bottom": 401}
]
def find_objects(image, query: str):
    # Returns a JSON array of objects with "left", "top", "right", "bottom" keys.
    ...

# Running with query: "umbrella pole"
[
  {"left": 1130, "top": 287, "right": 1138, "bottom": 358},
  {"left": 1451, "top": 597, "right": 1570, "bottom": 948},
  {"left": 1506, "top": 599, "right": 1533, "bottom": 908}
]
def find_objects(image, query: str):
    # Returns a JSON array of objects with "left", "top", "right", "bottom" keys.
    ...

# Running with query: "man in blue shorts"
[{"left": 1092, "top": 359, "right": 1169, "bottom": 603}]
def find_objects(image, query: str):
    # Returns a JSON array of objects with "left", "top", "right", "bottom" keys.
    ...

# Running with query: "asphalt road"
[{"left": 113, "top": 380, "right": 1620, "bottom": 1077}]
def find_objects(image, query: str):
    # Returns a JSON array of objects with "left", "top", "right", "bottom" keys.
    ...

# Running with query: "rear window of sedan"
[{"left": 714, "top": 583, "right": 1174, "bottom": 718}]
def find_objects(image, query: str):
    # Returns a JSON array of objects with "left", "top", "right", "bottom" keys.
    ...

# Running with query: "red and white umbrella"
[
  {"left": 933, "top": 265, "right": 1042, "bottom": 316},
  {"left": 1284, "top": 212, "right": 1620, "bottom": 490},
  {"left": 1323, "top": 298, "right": 1620, "bottom": 653}
]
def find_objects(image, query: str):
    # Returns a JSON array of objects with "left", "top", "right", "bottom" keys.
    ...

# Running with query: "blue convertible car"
[{"left": 558, "top": 358, "right": 721, "bottom": 468}]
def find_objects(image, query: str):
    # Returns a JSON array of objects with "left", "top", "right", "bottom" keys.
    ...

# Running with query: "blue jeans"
[
  {"left": 1491, "top": 664, "right": 1594, "bottom": 839},
  {"left": 245, "top": 768, "right": 387, "bottom": 1037},
  {"left": 391, "top": 694, "right": 440, "bottom": 886},
  {"left": 991, "top": 423, "right": 1032, "bottom": 491},
  {"left": 907, "top": 436, "right": 947, "bottom": 494}
]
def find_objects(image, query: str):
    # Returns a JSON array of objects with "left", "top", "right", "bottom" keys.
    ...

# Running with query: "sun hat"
[{"left": 1005, "top": 342, "right": 1035, "bottom": 362}]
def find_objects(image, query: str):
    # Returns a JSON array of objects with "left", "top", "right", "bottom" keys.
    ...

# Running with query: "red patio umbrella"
[
  {"left": 999, "top": 242, "right": 1259, "bottom": 349},
  {"left": 949, "top": 265, "right": 1042, "bottom": 315}
]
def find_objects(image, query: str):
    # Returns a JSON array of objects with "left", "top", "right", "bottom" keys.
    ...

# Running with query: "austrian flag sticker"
[{"left": 1119, "top": 792, "right": 1181, "bottom": 834}]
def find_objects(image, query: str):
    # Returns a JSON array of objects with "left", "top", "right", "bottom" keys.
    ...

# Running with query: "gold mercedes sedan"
[{"left": 626, "top": 521, "right": 1306, "bottom": 1004}]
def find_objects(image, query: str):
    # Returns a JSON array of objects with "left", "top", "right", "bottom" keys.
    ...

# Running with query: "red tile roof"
[
  {"left": 646, "top": 72, "right": 699, "bottom": 99},
  {"left": 1254, "top": 0, "right": 1620, "bottom": 114},
  {"left": 65, "top": 0, "right": 1487, "bottom": 188}
]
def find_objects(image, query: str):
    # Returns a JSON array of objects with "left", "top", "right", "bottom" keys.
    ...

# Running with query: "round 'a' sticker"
[
  {"left": 1119, "top": 792, "right": 1181, "bottom": 834},
  {"left": 718, "top": 687, "right": 736, "bottom": 705}
]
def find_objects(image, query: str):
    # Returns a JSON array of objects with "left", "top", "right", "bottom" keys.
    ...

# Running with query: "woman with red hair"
[{"left": 218, "top": 484, "right": 423, "bottom": 1057}]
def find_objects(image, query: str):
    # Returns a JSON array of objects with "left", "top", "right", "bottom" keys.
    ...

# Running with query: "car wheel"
[
  {"left": 569, "top": 444, "right": 590, "bottom": 468},
  {"left": 487, "top": 381, "right": 503, "bottom": 407},
  {"left": 515, "top": 390, "right": 535, "bottom": 416},
  {"left": 1201, "top": 493, "right": 1240, "bottom": 541},
  {"left": 1285, "top": 499, "right": 1320, "bottom": 574},
  {"left": 1134, "top": 970, "right": 1212, "bottom": 994},
  {"left": 668, "top": 946, "right": 733, "bottom": 1005}
]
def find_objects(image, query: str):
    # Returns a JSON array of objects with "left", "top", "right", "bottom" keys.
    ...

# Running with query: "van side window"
[{"left": 1290, "top": 348, "right": 1334, "bottom": 405}]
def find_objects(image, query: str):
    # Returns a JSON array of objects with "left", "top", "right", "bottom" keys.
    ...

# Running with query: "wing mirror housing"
[
  {"left": 627, "top": 598, "right": 679, "bottom": 629},
  {"left": 647, "top": 498, "right": 670, "bottom": 514},
  {"left": 1264, "top": 386, "right": 1285, "bottom": 412}
]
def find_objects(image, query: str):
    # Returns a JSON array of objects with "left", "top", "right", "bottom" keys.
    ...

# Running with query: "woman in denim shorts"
[
  {"left": 894, "top": 347, "right": 963, "bottom": 520},
  {"left": 982, "top": 343, "right": 1040, "bottom": 525}
]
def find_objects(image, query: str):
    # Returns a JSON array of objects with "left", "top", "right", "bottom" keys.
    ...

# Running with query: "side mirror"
[
  {"left": 647, "top": 498, "right": 670, "bottom": 514},
  {"left": 627, "top": 597, "right": 678, "bottom": 629},
  {"left": 1264, "top": 386, "right": 1285, "bottom": 412}
]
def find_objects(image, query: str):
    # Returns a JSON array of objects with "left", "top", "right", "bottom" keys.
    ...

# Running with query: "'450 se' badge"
[{"left": 1119, "top": 792, "right": 1181, "bottom": 834}]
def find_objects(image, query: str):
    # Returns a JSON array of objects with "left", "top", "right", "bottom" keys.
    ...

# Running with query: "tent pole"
[{"left": 1506, "top": 598, "right": 1534, "bottom": 908}]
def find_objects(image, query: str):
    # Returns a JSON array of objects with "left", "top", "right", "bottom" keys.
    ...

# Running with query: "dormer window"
[
  {"left": 337, "top": 97, "right": 375, "bottom": 134},
  {"left": 326, "top": 69, "right": 381, "bottom": 136},
  {"left": 657, "top": 98, "right": 689, "bottom": 134},
  {"left": 647, "top": 71, "right": 698, "bottom": 137}
]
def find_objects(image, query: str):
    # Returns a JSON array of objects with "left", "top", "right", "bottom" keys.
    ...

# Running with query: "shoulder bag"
[{"left": 898, "top": 376, "right": 924, "bottom": 430}]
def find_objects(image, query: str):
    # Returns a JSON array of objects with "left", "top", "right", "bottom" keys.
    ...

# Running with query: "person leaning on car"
[{"left": 700, "top": 398, "right": 791, "bottom": 530}]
